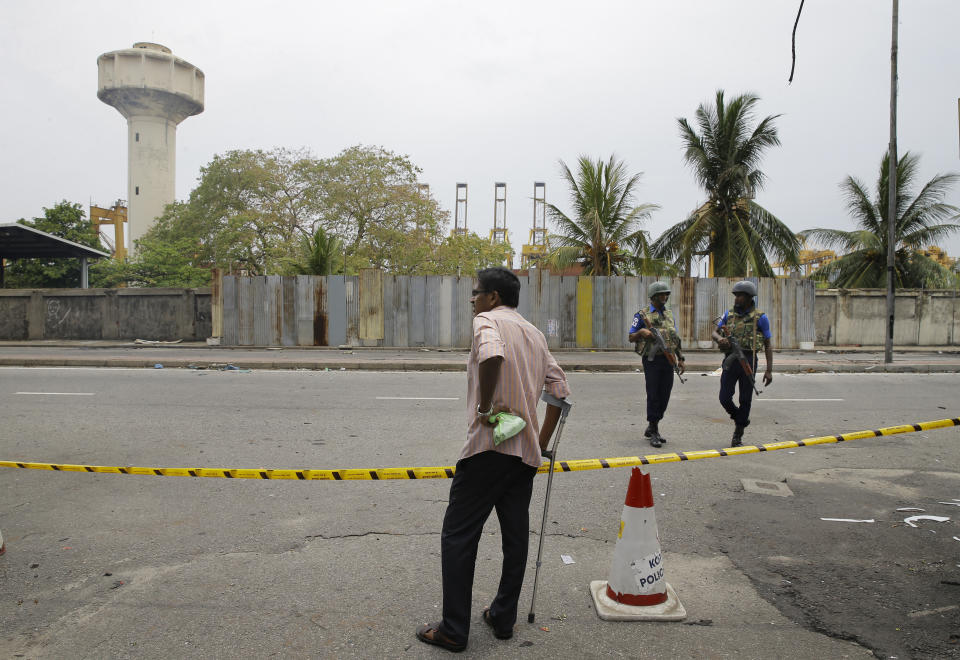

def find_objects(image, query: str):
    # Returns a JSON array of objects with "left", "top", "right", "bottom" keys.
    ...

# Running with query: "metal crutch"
[{"left": 528, "top": 391, "right": 573, "bottom": 623}]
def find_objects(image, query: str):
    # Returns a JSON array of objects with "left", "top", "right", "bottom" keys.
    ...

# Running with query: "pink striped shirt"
[{"left": 461, "top": 305, "right": 571, "bottom": 468}]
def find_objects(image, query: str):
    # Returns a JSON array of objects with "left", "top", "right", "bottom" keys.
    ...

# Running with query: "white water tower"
[{"left": 97, "top": 43, "right": 204, "bottom": 251}]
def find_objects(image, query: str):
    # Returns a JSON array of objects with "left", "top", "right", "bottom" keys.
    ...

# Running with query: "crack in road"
[{"left": 305, "top": 531, "right": 438, "bottom": 541}]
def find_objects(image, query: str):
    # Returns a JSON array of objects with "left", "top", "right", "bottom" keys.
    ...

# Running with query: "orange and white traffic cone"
[{"left": 590, "top": 467, "right": 685, "bottom": 621}]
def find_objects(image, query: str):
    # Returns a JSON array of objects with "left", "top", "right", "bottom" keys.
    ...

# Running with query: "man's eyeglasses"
[{"left": 471, "top": 289, "right": 489, "bottom": 296}]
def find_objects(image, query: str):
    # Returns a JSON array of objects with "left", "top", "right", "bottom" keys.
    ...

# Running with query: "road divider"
[{"left": 1, "top": 417, "right": 956, "bottom": 481}]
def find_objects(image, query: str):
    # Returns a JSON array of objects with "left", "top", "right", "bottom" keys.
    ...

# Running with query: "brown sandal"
[
  {"left": 415, "top": 622, "right": 466, "bottom": 653},
  {"left": 482, "top": 607, "right": 513, "bottom": 640}
]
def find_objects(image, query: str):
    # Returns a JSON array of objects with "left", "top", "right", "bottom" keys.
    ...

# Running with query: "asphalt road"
[{"left": 1, "top": 367, "right": 958, "bottom": 659}]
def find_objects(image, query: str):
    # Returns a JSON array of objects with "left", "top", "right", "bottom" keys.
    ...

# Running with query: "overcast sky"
[{"left": 3, "top": 1, "right": 959, "bottom": 268}]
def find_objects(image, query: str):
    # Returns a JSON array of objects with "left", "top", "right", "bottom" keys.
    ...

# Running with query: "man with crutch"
[{"left": 416, "top": 267, "right": 570, "bottom": 653}]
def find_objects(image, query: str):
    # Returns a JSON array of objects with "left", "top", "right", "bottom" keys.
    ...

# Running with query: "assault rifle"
[
  {"left": 717, "top": 318, "right": 761, "bottom": 396},
  {"left": 634, "top": 312, "right": 686, "bottom": 384}
]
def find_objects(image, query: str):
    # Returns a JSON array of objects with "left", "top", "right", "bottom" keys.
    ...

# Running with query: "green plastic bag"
[{"left": 488, "top": 412, "right": 527, "bottom": 445}]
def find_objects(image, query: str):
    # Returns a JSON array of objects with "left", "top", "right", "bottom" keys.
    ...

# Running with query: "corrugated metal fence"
[{"left": 220, "top": 272, "right": 815, "bottom": 349}]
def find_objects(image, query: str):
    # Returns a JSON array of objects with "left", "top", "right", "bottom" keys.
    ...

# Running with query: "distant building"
[{"left": 921, "top": 245, "right": 955, "bottom": 269}]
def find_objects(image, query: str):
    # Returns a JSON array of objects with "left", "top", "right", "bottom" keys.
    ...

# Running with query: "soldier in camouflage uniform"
[
  {"left": 712, "top": 280, "right": 774, "bottom": 446},
  {"left": 628, "top": 281, "right": 686, "bottom": 447}
]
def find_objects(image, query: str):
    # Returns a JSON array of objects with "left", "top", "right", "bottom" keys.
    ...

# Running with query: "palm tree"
[
  {"left": 545, "top": 155, "right": 658, "bottom": 275},
  {"left": 292, "top": 227, "right": 343, "bottom": 275},
  {"left": 652, "top": 90, "right": 800, "bottom": 277},
  {"left": 800, "top": 151, "right": 960, "bottom": 288}
]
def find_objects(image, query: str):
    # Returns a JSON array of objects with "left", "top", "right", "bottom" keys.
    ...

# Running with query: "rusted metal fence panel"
[
  {"left": 526, "top": 270, "right": 543, "bottom": 330},
  {"left": 714, "top": 278, "right": 737, "bottom": 324},
  {"left": 693, "top": 277, "right": 718, "bottom": 348},
  {"left": 281, "top": 276, "right": 296, "bottom": 346},
  {"left": 409, "top": 276, "right": 426, "bottom": 347},
  {"left": 359, "top": 269, "right": 384, "bottom": 344},
  {"left": 604, "top": 276, "right": 625, "bottom": 349},
  {"left": 779, "top": 279, "right": 797, "bottom": 350},
  {"left": 545, "top": 272, "right": 561, "bottom": 350},
  {"left": 424, "top": 277, "right": 440, "bottom": 347},
  {"left": 211, "top": 269, "right": 223, "bottom": 340},
  {"left": 622, "top": 277, "right": 641, "bottom": 349},
  {"left": 394, "top": 275, "right": 411, "bottom": 347},
  {"left": 222, "top": 276, "right": 237, "bottom": 346},
  {"left": 455, "top": 277, "right": 473, "bottom": 348},
  {"left": 754, "top": 277, "right": 774, "bottom": 346},
  {"left": 268, "top": 275, "right": 283, "bottom": 346},
  {"left": 797, "top": 279, "right": 815, "bottom": 348},
  {"left": 558, "top": 276, "right": 577, "bottom": 348},
  {"left": 252, "top": 276, "right": 280, "bottom": 346},
  {"left": 438, "top": 276, "right": 454, "bottom": 347},
  {"left": 252, "top": 277, "right": 269, "bottom": 346},
  {"left": 305, "top": 277, "right": 322, "bottom": 346},
  {"left": 516, "top": 274, "right": 529, "bottom": 320},
  {"left": 326, "top": 276, "right": 346, "bottom": 347},
  {"left": 344, "top": 276, "right": 359, "bottom": 346},
  {"left": 675, "top": 277, "right": 696, "bottom": 349},
  {"left": 236, "top": 277, "right": 254, "bottom": 346},
  {"left": 382, "top": 275, "right": 395, "bottom": 346},
  {"left": 591, "top": 276, "right": 607, "bottom": 348},
  {"left": 294, "top": 276, "right": 314, "bottom": 346}
]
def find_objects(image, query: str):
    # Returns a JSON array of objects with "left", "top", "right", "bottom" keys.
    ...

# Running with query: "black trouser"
[
  {"left": 643, "top": 353, "right": 674, "bottom": 424},
  {"left": 438, "top": 451, "right": 537, "bottom": 645},
  {"left": 719, "top": 350, "right": 757, "bottom": 427}
]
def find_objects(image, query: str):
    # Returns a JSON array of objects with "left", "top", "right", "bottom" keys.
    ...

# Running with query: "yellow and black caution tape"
[{"left": 1, "top": 417, "right": 957, "bottom": 481}]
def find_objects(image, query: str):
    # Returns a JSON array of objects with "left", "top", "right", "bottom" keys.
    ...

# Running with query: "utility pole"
[{"left": 885, "top": 0, "right": 899, "bottom": 364}]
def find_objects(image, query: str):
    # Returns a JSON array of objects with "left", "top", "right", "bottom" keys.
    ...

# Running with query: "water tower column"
[{"left": 127, "top": 115, "right": 178, "bottom": 242}]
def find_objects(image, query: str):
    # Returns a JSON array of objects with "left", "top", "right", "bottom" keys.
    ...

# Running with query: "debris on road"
[{"left": 820, "top": 518, "right": 875, "bottom": 523}]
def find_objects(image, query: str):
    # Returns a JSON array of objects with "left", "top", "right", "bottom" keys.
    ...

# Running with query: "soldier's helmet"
[
  {"left": 648, "top": 281, "right": 671, "bottom": 299},
  {"left": 732, "top": 280, "right": 757, "bottom": 296}
]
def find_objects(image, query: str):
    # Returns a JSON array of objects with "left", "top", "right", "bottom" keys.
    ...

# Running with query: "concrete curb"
[{"left": 1, "top": 356, "right": 957, "bottom": 373}]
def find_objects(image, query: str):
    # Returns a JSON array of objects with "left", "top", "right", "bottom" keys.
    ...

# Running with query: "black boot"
[
  {"left": 648, "top": 422, "right": 663, "bottom": 448},
  {"left": 731, "top": 424, "right": 745, "bottom": 447},
  {"left": 644, "top": 423, "right": 654, "bottom": 438}
]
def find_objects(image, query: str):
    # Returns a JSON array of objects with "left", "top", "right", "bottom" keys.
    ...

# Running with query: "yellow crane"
[{"left": 90, "top": 200, "right": 128, "bottom": 261}]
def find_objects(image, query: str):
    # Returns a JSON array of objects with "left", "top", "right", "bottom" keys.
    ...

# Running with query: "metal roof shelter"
[{"left": 0, "top": 222, "right": 111, "bottom": 289}]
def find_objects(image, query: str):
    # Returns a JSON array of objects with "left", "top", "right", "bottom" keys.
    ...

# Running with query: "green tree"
[
  {"left": 545, "top": 155, "right": 658, "bottom": 275},
  {"left": 4, "top": 201, "right": 106, "bottom": 288},
  {"left": 652, "top": 91, "right": 799, "bottom": 277},
  {"left": 431, "top": 233, "right": 513, "bottom": 276},
  {"left": 319, "top": 145, "right": 449, "bottom": 271},
  {"left": 175, "top": 148, "right": 325, "bottom": 275},
  {"left": 291, "top": 227, "right": 343, "bottom": 275},
  {"left": 800, "top": 151, "right": 960, "bottom": 288}
]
